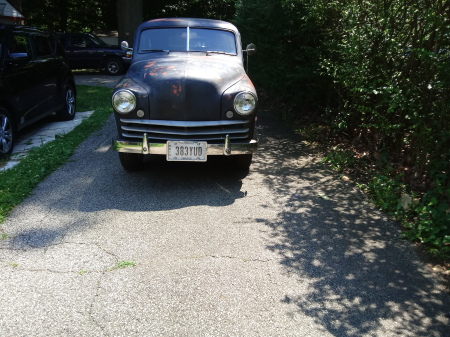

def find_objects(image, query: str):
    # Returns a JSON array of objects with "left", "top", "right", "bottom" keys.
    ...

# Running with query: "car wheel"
[
  {"left": 105, "top": 58, "right": 124, "bottom": 75},
  {"left": 119, "top": 152, "right": 143, "bottom": 171},
  {"left": 235, "top": 154, "right": 253, "bottom": 170},
  {"left": 56, "top": 83, "right": 76, "bottom": 121},
  {"left": 0, "top": 107, "right": 15, "bottom": 157}
]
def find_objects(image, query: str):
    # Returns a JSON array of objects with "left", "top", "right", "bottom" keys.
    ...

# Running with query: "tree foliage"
[
  {"left": 21, "top": 0, "right": 117, "bottom": 32},
  {"left": 322, "top": 0, "right": 450, "bottom": 254},
  {"left": 234, "top": 0, "right": 330, "bottom": 110},
  {"left": 144, "top": 0, "right": 236, "bottom": 21},
  {"left": 21, "top": 0, "right": 237, "bottom": 33}
]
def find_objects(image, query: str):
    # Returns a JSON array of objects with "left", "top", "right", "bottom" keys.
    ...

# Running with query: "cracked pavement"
[{"left": 1, "top": 76, "right": 449, "bottom": 336}]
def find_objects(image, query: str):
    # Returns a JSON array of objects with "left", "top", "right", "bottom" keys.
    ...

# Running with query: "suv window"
[
  {"left": 8, "top": 34, "right": 31, "bottom": 58},
  {"left": 71, "top": 35, "right": 90, "bottom": 48},
  {"left": 32, "top": 35, "right": 53, "bottom": 56},
  {"left": 89, "top": 34, "right": 108, "bottom": 47}
]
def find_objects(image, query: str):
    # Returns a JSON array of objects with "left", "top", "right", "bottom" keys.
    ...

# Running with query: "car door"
[
  {"left": 65, "top": 34, "right": 101, "bottom": 69},
  {"left": 2, "top": 32, "right": 43, "bottom": 127},
  {"left": 28, "top": 33, "right": 60, "bottom": 117}
]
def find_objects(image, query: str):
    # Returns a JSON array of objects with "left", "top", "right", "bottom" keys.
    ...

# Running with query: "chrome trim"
[
  {"left": 117, "top": 118, "right": 253, "bottom": 142},
  {"left": 224, "top": 134, "right": 231, "bottom": 156},
  {"left": 113, "top": 137, "right": 258, "bottom": 155},
  {"left": 121, "top": 125, "right": 249, "bottom": 136},
  {"left": 142, "top": 133, "right": 149, "bottom": 154},
  {"left": 119, "top": 119, "right": 249, "bottom": 127},
  {"left": 234, "top": 91, "right": 257, "bottom": 116},
  {"left": 121, "top": 132, "right": 249, "bottom": 141},
  {"left": 112, "top": 90, "right": 137, "bottom": 114}
]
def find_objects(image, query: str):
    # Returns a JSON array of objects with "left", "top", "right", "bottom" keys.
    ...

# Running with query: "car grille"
[{"left": 119, "top": 119, "right": 252, "bottom": 143}]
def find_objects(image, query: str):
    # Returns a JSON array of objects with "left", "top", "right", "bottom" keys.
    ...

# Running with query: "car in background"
[
  {"left": 112, "top": 18, "right": 258, "bottom": 171},
  {"left": 0, "top": 24, "right": 76, "bottom": 157},
  {"left": 58, "top": 32, "right": 131, "bottom": 75}
]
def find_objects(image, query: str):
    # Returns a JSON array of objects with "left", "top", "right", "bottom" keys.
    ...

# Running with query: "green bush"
[
  {"left": 236, "top": 0, "right": 450, "bottom": 257},
  {"left": 234, "top": 0, "right": 332, "bottom": 110}
]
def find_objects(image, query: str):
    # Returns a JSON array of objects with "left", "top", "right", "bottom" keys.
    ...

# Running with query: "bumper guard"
[{"left": 112, "top": 134, "right": 258, "bottom": 156}]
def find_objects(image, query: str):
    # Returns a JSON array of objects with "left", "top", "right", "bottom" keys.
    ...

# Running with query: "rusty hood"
[{"left": 127, "top": 54, "right": 246, "bottom": 121}]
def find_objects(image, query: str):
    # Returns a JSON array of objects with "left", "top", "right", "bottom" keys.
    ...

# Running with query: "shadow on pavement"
[{"left": 253, "top": 107, "right": 450, "bottom": 336}]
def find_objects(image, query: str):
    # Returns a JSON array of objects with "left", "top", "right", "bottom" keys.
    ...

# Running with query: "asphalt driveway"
[{"left": 0, "top": 74, "right": 449, "bottom": 336}]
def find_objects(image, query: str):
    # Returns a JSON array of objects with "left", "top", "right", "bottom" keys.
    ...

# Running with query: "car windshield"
[
  {"left": 89, "top": 34, "right": 109, "bottom": 47},
  {"left": 138, "top": 28, "right": 237, "bottom": 54}
]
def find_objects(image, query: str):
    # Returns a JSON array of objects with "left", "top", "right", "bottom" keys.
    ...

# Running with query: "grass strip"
[{"left": 0, "top": 85, "right": 113, "bottom": 223}]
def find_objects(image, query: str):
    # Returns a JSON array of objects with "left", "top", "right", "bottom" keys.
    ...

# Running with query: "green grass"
[
  {"left": 107, "top": 260, "right": 136, "bottom": 271},
  {"left": 0, "top": 85, "right": 113, "bottom": 223}
]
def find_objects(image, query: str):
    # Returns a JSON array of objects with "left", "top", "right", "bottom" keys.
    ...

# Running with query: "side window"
[
  {"left": 32, "top": 35, "right": 53, "bottom": 57},
  {"left": 71, "top": 36, "right": 90, "bottom": 48},
  {"left": 8, "top": 34, "right": 32, "bottom": 58},
  {"left": 53, "top": 38, "right": 66, "bottom": 57}
]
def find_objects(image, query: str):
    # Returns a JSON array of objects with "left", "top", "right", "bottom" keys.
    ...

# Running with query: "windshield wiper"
[
  {"left": 140, "top": 49, "right": 170, "bottom": 54},
  {"left": 205, "top": 50, "right": 235, "bottom": 56}
]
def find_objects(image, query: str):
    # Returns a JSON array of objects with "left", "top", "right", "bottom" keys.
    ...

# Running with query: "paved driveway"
[
  {"left": 74, "top": 72, "right": 121, "bottom": 88},
  {"left": 0, "top": 76, "right": 449, "bottom": 336}
]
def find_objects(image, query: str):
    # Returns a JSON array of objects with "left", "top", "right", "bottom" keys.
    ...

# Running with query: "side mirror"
[
  {"left": 120, "top": 41, "right": 132, "bottom": 51},
  {"left": 244, "top": 43, "right": 257, "bottom": 56}
]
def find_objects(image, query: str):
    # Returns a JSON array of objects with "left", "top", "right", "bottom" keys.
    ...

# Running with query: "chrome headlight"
[
  {"left": 234, "top": 92, "right": 257, "bottom": 115},
  {"left": 112, "top": 90, "right": 136, "bottom": 114}
]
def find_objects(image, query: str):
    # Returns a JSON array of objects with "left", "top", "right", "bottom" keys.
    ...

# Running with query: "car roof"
[
  {"left": 0, "top": 24, "right": 51, "bottom": 35},
  {"left": 137, "top": 18, "right": 239, "bottom": 34}
]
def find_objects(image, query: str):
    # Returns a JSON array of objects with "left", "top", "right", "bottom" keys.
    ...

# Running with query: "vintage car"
[
  {"left": 0, "top": 24, "right": 76, "bottom": 157},
  {"left": 111, "top": 18, "right": 258, "bottom": 171}
]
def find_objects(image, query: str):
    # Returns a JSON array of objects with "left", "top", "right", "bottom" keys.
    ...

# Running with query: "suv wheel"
[
  {"left": 56, "top": 83, "right": 76, "bottom": 121},
  {"left": 0, "top": 107, "right": 15, "bottom": 157},
  {"left": 105, "top": 57, "right": 124, "bottom": 75}
]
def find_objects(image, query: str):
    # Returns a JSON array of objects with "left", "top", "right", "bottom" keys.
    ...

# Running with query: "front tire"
[
  {"left": 0, "top": 107, "right": 15, "bottom": 158},
  {"left": 235, "top": 154, "right": 253, "bottom": 170},
  {"left": 119, "top": 152, "right": 143, "bottom": 171},
  {"left": 105, "top": 58, "right": 124, "bottom": 75},
  {"left": 56, "top": 83, "right": 76, "bottom": 121}
]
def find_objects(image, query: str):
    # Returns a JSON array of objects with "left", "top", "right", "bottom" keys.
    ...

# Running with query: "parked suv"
[
  {"left": 0, "top": 24, "right": 76, "bottom": 157},
  {"left": 112, "top": 18, "right": 258, "bottom": 171},
  {"left": 58, "top": 32, "right": 131, "bottom": 75}
]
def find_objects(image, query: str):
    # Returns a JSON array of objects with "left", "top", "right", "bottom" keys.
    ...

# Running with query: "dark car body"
[
  {"left": 58, "top": 32, "right": 131, "bottom": 75},
  {"left": 0, "top": 24, "right": 76, "bottom": 157},
  {"left": 112, "top": 18, "right": 258, "bottom": 170}
]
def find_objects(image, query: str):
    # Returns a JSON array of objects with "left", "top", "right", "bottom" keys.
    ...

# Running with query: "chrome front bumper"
[{"left": 112, "top": 134, "right": 258, "bottom": 156}]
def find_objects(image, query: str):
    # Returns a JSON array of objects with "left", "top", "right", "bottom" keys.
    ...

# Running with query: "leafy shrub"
[
  {"left": 234, "top": 0, "right": 332, "bottom": 110},
  {"left": 236, "top": 0, "right": 450, "bottom": 258},
  {"left": 322, "top": 147, "right": 356, "bottom": 172}
]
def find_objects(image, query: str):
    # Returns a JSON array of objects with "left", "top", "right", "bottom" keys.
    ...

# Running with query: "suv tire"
[
  {"left": 105, "top": 57, "right": 124, "bottom": 75},
  {"left": 0, "top": 107, "right": 15, "bottom": 157},
  {"left": 56, "top": 83, "right": 76, "bottom": 121}
]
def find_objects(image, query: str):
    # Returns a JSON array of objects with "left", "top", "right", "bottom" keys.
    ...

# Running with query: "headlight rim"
[
  {"left": 112, "top": 89, "right": 137, "bottom": 114},
  {"left": 233, "top": 91, "right": 257, "bottom": 116}
]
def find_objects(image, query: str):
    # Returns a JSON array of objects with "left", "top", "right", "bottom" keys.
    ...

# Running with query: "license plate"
[{"left": 167, "top": 141, "right": 207, "bottom": 162}]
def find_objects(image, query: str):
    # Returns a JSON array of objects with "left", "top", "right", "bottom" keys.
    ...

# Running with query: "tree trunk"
[
  {"left": 117, "top": 0, "right": 143, "bottom": 47},
  {"left": 59, "top": 0, "right": 68, "bottom": 32}
]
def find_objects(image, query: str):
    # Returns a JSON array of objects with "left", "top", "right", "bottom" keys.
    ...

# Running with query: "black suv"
[
  {"left": 0, "top": 24, "right": 76, "bottom": 157},
  {"left": 58, "top": 33, "right": 131, "bottom": 75}
]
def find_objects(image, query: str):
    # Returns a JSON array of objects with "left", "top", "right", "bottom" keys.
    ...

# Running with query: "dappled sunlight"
[{"left": 253, "top": 107, "right": 450, "bottom": 336}]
